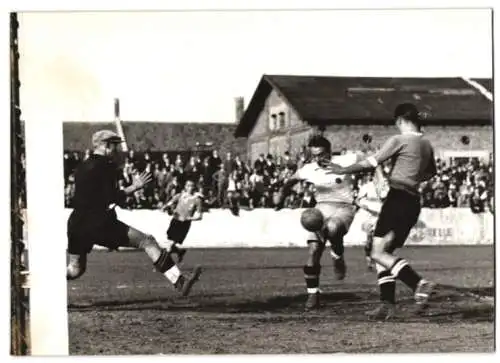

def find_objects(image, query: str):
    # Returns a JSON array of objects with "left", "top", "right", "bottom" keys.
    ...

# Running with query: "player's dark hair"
[
  {"left": 394, "top": 103, "right": 421, "bottom": 128},
  {"left": 308, "top": 135, "right": 331, "bottom": 153}
]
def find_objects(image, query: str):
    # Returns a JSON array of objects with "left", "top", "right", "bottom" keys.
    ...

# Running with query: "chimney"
[
  {"left": 234, "top": 97, "right": 245, "bottom": 122},
  {"left": 114, "top": 98, "right": 120, "bottom": 120}
]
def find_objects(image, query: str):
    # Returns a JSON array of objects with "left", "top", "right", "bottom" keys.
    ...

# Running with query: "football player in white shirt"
[{"left": 276, "top": 135, "right": 362, "bottom": 311}]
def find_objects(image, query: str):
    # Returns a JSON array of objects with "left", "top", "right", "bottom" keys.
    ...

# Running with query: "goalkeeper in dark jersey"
[{"left": 66, "top": 130, "right": 201, "bottom": 296}]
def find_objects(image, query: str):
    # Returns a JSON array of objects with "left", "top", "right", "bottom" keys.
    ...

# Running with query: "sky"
[{"left": 17, "top": 8, "right": 492, "bottom": 123}]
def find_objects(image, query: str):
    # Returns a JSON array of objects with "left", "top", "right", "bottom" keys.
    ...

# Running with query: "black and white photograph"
[{"left": 9, "top": 4, "right": 496, "bottom": 357}]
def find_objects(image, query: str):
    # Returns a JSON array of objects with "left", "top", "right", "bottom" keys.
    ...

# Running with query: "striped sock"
[
  {"left": 303, "top": 265, "right": 321, "bottom": 294},
  {"left": 390, "top": 258, "right": 421, "bottom": 291},
  {"left": 377, "top": 270, "right": 396, "bottom": 304}
]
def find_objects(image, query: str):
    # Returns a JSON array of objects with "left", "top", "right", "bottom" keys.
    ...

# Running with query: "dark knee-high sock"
[
  {"left": 376, "top": 264, "right": 396, "bottom": 304},
  {"left": 303, "top": 265, "right": 321, "bottom": 294},
  {"left": 170, "top": 243, "right": 181, "bottom": 254},
  {"left": 154, "top": 249, "right": 182, "bottom": 285},
  {"left": 390, "top": 258, "right": 422, "bottom": 291}
]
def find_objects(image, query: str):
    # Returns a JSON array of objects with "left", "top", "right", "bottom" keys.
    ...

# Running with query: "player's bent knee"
[
  {"left": 370, "top": 233, "right": 394, "bottom": 259},
  {"left": 307, "top": 241, "right": 323, "bottom": 261},
  {"left": 324, "top": 217, "right": 345, "bottom": 240},
  {"left": 138, "top": 234, "right": 158, "bottom": 250},
  {"left": 307, "top": 240, "right": 322, "bottom": 250}
]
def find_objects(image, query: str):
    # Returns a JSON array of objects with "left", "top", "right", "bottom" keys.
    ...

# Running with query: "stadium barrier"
[{"left": 56, "top": 207, "right": 493, "bottom": 249}]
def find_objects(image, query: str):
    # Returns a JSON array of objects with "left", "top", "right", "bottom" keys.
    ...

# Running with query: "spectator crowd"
[{"left": 63, "top": 148, "right": 494, "bottom": 215}]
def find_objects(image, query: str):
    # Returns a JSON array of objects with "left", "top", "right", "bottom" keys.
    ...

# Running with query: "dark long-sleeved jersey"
[{"left": 72, "top": 154, "right": 126, "bottom": 211}]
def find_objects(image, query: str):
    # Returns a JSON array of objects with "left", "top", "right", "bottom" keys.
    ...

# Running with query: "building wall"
[
  {"left": 289, "top": 129, "right": 313, "bottom": 155},
  {"left": 246, "top": 87, "right": 492, "bottom": 163},
  {"left": 269, "top": 135, "right": 288, "bottom": 156},
  {"left": 249, "top": 122, "right": 492, "bottom": 163},
  {"left": 322, "top": 124, "right": 493, "bottom": 159},
  {"left": 248, "top": 89, "right": 307, "bottom": 161},
  {"left": 250, "top": 141, "right": 268, "bottom": 160},
  {"left": 249, "top": 105, "right": 269, "bottom": 139}
]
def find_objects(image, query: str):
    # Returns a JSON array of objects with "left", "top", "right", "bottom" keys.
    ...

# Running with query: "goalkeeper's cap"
[
  {"left": 92, "top": 129, "right": 122, "bottom": 148},
  {"left": 308, "top": 135, "right": 332, "bottom": 153}
]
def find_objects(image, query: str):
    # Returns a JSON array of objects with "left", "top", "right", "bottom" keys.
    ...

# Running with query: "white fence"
[{"left": 53, "top": 207, "right": 495, "bottom": 249}]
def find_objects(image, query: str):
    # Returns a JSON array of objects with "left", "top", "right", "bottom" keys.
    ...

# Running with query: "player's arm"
[
  {"left": 372, "top": 165, "right": 390, "bottom": 199},
  {"left": 282, "top": 171, "right": 303, "bottom": 194},
  {"left": 353, "top": 184, "right": 380, "bottom": 216},
  {"left": 325, "top": 136, "right": 403, "bottom": 175},
  {"left": 119, "top": 170, "right": 153, "bottom": 197},
  {"left": 275, "top": 170, "right": 305, "bottom": 210},
  {"left": 354, "top": 201, "right": 380, "bottom": 217},
  {"left": 161, "top": 193, "right": 181, "bottom": 212},
  {"left": 188, "top": 197, "right": 204, "bottom": 221}
]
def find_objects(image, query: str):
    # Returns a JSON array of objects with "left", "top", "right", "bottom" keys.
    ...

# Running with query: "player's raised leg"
[
  {"left": 66, "top": 212, "right": 202, "bottom": 296},
  {"left": 319, "top": 203, "right": 356, "bottom": 280},
  {"left": 324, "top": 217, "right": 347, "bottom": 280},
  {"left": 123, "top": 223, "right": 202, "bottom": 296}
]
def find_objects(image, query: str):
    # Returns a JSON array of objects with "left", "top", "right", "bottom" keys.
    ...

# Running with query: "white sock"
[
  {"left": 330, "top": 250, "right": 340, "bottom": 260},
  {"left": 375, "top": 263, "right": 387, "bottom": 274},
  {"left": 164, "top": 265, "right": 181, "bottom": 284}
]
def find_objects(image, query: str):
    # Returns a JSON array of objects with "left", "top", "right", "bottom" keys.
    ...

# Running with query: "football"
[{"left": 300, "top": 208, "right": 324, "bottom": 232}]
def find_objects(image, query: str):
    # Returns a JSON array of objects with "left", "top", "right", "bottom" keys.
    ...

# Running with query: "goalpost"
[{"left": 19, "top": 12, "right": 70, "bottom": 355}]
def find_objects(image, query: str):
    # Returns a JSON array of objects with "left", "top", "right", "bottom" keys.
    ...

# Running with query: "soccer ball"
[{"left": 300, "top": 208, "right": 324, "bottom": 232}]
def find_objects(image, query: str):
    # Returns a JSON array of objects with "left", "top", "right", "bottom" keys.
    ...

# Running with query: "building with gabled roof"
[{"left": 235, "top": 75, "right": 493, "bottom": 162}]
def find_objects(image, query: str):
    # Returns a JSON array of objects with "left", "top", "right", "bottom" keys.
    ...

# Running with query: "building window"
[
  {"left": 362, "top": 133, "right": 372, "bottom": 144},
  {"left": 278, "top": 111, "right": 286, "bottom": 129},
  {"left": 269, "top": 114, "right": 277, "bottom": 131},
  {"left": 461, "top": 135, "right": 470, "bottom": 145}
]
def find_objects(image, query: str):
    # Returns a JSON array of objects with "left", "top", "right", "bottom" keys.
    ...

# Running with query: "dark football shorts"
[
  {"left": 373, "top": 188, "right": 421, "bottom": 249},
  {"left": 67, "top": 209, "right": 130, "bottom": 255},
  {"left": 167, "top": 218, "right": 192, "bottom": 244}
]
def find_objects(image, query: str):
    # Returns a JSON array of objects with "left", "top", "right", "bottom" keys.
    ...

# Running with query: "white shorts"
[{"left": 306, "top": 202, "right": 357, "bottom": 242}]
